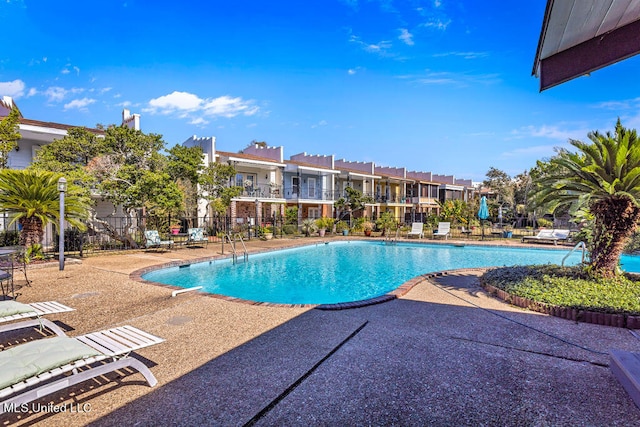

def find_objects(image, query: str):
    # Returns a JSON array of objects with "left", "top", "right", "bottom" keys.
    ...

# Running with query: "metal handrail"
[
  {"left": 562, "top": 241, "right": 587, "bottom": 267},
  {"left": 224, "top": 233, "right": 238, "bottom": 263},
  {"left": 384, "top": 228, "right": 399, "bottom": 245},
  {"left": 235, "top": 233, "right": 249, "bottom": 262}
]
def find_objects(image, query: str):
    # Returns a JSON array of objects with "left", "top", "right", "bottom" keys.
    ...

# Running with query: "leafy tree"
[
  {"left": 0, "top": 107, "right": 21, "bottom": 169},
  {"left": 88, "top": 125, "right": 182, "bottom": 215},
  {"left": 166, "top": 144, "right": 205, "bottom": 220},
  {"left": 199, "top": 162, "right": 242, "bottom": 217},
  {"left": 335, "top": 187, "right": 374, "bottom": 220},
  {"left": 285, "top": 207, "right": 299, "bottom": 225},
  {"left": 438, "top": 199, "right": 468, "bottom": 225},
  {"left": 0, "top": 170, "right": 90, "bottom": 247},
  {"left": 483, "top": 167, "right": 514, "bottom": 209},
  {"left": 531, "top": 119, "right": 640, "bottom": 277},
  {"left": 29, "top": 127, "right": 103, "bottom": 196}
]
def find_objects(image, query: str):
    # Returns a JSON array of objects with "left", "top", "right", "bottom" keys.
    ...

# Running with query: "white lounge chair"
[
  {"left": 407, "top": 223, "right": 424, "bottom": 239},
  {"left": 521, "top": 229, "right": 570, "bottom": 245},
  {"left": 433, "top": 222, "right": 451, "bottom": 240},
  {"left": 0, "top": 300, "right": 74, "bottom": 337},
  {"left": 0, "top": 325, "right": 164, "bottom": 412}
]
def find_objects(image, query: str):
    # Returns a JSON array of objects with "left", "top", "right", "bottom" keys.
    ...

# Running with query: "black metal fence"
[{"left": 0, "top": 211, "right": 583, "bottom": 258}]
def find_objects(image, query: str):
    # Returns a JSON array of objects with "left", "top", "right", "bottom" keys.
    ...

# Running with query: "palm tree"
[
  {"left": 0, "top": 170, "right": 91, "bottom": 248},
  {"left": 531, "top": 119, "right": 640, "bottom": 277}
]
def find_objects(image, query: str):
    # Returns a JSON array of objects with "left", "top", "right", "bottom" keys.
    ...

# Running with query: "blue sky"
[{"left": 1, "top": 1, "right": 639, "bottom": 182}]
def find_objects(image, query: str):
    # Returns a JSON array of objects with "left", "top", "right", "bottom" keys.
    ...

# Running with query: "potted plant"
[
  {"left": 335, "top": 220, "right": 349, "bottom": 236},
  {"left": 315, "top": 217, "right": 335, "bottom": 237},
  {"left": 263, "top": 225, "right": 274, "bottom": 240},
  {"left": 502, "top": 225, "right": 513, "bottom": 238},
  {"left": 362, "top": 221, "right": 374, "bottom": 237},
  {"left": 169, "top": 224, "right": 181, "bottom": 235}
]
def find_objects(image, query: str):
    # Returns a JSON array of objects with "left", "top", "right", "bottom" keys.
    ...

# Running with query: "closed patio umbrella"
[{"left": 478, "top": 196, "right": 489, "bottom": 240}]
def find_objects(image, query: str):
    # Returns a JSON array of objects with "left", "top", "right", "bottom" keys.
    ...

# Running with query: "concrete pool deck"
[{"left": 2, "top": 236, "right": 640, "bottom": 426}]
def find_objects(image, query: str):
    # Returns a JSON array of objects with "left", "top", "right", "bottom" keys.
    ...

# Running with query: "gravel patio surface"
[{"left": 1, "top": 236, "right": 639, "bottom": 426}]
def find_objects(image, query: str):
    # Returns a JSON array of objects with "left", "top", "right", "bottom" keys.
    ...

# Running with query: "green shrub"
[
  {"left": 315, "top": 217, "right": 335, "bottom": 230},
  {"left": 0, "top": 230, "right": 19, "bottom": 246},
  {"left": 536, "top": 218, "right": 553, "bottom": 228},
  {"left": 481, "top": 265, "right": 640, "bottom": 315},
  {"left": 335, "top": 220, "right": 348, "bottom": 233},
  {"left": 282, "top": 224, "right": 297, "bottom": 235}
]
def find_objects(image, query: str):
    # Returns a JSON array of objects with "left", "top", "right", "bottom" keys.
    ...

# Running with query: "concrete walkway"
[{"left": 2, "top": 237, "right": 640, "bottom": 426}]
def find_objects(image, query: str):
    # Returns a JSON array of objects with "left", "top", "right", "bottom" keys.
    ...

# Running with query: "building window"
[
  {"left": 236, "top": 173, "right": 255, "bottom": 191},
  {"left": 308, "top": 207, "right": 320, "bottom": 219},
  {"left": 292, "top": 176, "right": 300, "bottom": 196}
]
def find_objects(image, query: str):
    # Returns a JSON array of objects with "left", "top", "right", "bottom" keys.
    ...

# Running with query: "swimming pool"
[{"left": 142, "top": 241, "right": 639, "bottom": 305}]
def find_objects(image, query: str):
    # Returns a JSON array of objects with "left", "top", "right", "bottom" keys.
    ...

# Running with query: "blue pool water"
[{"left": 142, "top": 241, "right": 640, "bottom": 305}]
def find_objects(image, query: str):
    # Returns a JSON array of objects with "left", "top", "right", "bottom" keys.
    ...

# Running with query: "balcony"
[
  {"left": 375, "top": 195, "right": 407, "bottom": 204},
  {"left": 284, "top": 188, "right": 341, "bottom": 201},
  {"left": 236, "top": 183, "right": 284, "bottom": 199}
]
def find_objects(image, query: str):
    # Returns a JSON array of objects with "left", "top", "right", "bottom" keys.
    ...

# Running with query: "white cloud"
[
  {"left": 43, "top": 86, "right": 67, "bottom": 102},
  {"left": 433, "top": 51, "right": 489, "bottom": 59},
  {"left": 203, "top": 95, "right": 259, "bottom": 118},
  {"left": 64, "top": 97, "right": 96, "bottom": 111},
  {"left": 510, "top": 124, "right": 589, "bottom": 142},
  {"left": 401, "top": 69, "right": 500, "bottom": 87},
  {"left": 189, "top": 117, "right": 209, "bottom": 126},
  {"left": 500, "top": 145, "right": 562, "bottom": 159},
  {"left": 591, "top": 97, "right": 640, "bottom": 110},
  {"left": 398, "top": 28, "right": 414, "bottom": 46},
  {"left": 434, "top": 0, "right": 442, "bottom": 7},
  {"left": 348, "top": 69, "right": 357, "bottom": 75},
  {"left": 27, "top": 88, "right": 37, "bottom": 97},
  {"left": 0, "top": 79, "right": 26, "bottom": 98},
  {"left": 311, "top": 120, "right": 328, "bottom": 129},
  {"left": 148, "top": 91, "right": 203, "bottom": 112},
  {"left": 421, "top": 19, "right": 450, "bottom": 31},
  {"left": 146, "top": 91, "right": 259, "bottom": 122},
  {"left": 349, "top": 34, "right": 393, "bottom": 56}
]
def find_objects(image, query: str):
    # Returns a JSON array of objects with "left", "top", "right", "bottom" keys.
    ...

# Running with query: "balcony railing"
[
  {"left": 284, "top": 188, "right": 342, "bottom": 201},
  {"left": 237, "top": 183, "right": 284, "bottom": 199},
  {"left": 375, "top": 195, "right": 407, "bottom": 204}
]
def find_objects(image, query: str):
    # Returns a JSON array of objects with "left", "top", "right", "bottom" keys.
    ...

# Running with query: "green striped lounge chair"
[
  {"left": 0, "top": 325, "right": 164, "bottom": 413},
  {"left": 0, "top": 300, "right": 74, "bottom": 337}
]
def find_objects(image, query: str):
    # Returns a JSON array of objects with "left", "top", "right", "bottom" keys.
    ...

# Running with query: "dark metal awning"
[{"left": 533, "top": 0, "right": 640, "bottom": 91}]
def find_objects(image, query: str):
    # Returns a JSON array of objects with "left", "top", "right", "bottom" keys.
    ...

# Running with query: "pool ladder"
[
  {"left": 224, "top": 232, "right": 248, "bottom": 264},
  {"left": 561, "top": 241, "right": 586, "bottom": 267},
  {"left": 384, "top": 228, "right": 399, "bottom": 245}
]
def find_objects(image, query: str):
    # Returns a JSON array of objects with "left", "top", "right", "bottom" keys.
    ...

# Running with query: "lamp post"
[{"left": 57, "top": 177, "right": 67, "bottom": 271}]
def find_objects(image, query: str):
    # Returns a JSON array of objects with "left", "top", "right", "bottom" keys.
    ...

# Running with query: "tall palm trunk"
[
  {"left": 19, "top": 217, "right": 44, "bottom": 248},
  {"left": 589, "top": 195, "right": 640, "bottom": 277}
]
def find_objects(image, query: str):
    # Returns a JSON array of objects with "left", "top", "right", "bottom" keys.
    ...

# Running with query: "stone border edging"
[{"left": 481, "top": 282, "right": 639, "bottom": 329}]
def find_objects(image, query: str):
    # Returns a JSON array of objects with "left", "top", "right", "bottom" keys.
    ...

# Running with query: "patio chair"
[
  {"left": 407, "top": 223, "right": 424, "bottom": 239},
  {"left": 0, "top": 300, "right": 74, "bottom": 337},
  {"left": 0, "top": 325, "right": 164, "bottom": 413},
  {"left": 521, "top": 229, "right": 570, "bottom": 245},
  {"left": 186, "top": 228, "right": 209, "bottom": 248},
  {"left": 144, "top": 230, "right": 174, "bottom": 250},
  {"left": 433, "top": 222, "right": 451, "bottom": 240}
]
